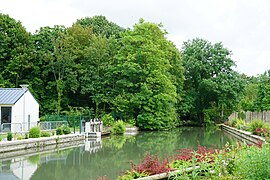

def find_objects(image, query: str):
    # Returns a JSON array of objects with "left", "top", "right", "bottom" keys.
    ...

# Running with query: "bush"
[
  {"left": 0, "top": 137, "right": 2, "bottom": 141},
  {"left": 25, "top": 132, "right": 29, "bottom": 139},
  {"left": 56, "top": 127, "right": 63, "bottom": 135},
  {"left": 29, "top": 127, "right": 41, "bottom": 138},
  {"left": 41, "top": 131, "right": 51, "bottom": 137},
  {"left": 229, "top": 118, "right": 238, "bottom": 127},
  {"left": 234, "top": 144, "right": 270, "bottom": 179},
  {"left": 111, "top": 120, "right": 126, "bottom": 134},
  {"left": 235, "top": 119, "right": 246, "bottom": 130},
  {"left": 102, "top": 114, "right": 114, "bottom": 126},
  {"left": 7, "top": 132, "right": 13, "bottom": 141},
  {"left": 17, "top": 134, "right": 23, "bottom": 140},
  {"left": 248, "top": 119, "right": 266, "bottom": 134},
  {"left": 62, "top": 125, "right": 71, "bottom": 134}
]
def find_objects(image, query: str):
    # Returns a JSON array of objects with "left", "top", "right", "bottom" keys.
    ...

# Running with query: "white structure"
[{"left": 0, "top": 85, "right": 39, "bottom": 132}]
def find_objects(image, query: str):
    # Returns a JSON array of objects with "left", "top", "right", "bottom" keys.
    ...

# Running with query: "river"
[{"left": 0, "top": 127, "right": 237, "bottom": 180}]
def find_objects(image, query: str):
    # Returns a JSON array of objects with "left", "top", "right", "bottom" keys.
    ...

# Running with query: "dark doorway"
[{"left": 1, "top": 107, "right": 12, "bottom": 131}]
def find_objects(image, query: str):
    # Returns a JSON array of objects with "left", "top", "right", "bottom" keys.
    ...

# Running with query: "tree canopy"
[{"left": 1, "top": 13, "right": 257, "bottom": 129}]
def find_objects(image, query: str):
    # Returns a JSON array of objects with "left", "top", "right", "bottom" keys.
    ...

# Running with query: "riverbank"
[
  {"left": 0, "top": 134, "right": 85, "bottom": 159},
  {"left": 221, "top": 124, "right": 266, "bottom": 144},
  {"left": 119, "top": 124, "right": 268, "bottom": 180}
]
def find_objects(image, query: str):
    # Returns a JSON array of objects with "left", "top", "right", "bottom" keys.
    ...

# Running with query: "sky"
[{"left": 1, "top": 0, "right": 270, "bottom": 76}]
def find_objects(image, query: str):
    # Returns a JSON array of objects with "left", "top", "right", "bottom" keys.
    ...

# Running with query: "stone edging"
[
  {"left": 136, "top": 166, "right": 200, "bottom": 180},
  {"left": 0, "top": 134, "right": 85, "bottom": 155},
  {"left": 221, "top": 124, "right": 266, "bottom": 144}
]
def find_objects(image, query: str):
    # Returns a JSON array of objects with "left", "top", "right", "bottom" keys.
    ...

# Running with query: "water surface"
[{"left": 0, "top": 127, "right": 237, "bottom": 180}]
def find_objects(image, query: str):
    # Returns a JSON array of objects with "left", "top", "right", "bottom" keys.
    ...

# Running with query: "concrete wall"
[
  {"left": 0, "top": 134, "right": 85, "bottom": 159},
  {"left": 228, "top": 111, "right": 270, "bottom": 124}
]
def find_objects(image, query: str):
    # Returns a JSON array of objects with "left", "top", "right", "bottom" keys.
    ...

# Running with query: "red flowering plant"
[
  {"left": 255, "top": 127, "right": 269, "bottom": 137},
  {"left": 130, "top": 153, "right": 172, "bottom": 175}
]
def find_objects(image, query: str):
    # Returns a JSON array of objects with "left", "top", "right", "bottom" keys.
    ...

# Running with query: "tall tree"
[
  {"left": 0, "top": 13, "right": 34, "bottom": 87},
  {"left": 75, "top": 15, "right": 125, "bottom": 38},
  {"left": 110, "top": 20, "right": 184, "bottom": 130},
  {"left": 181, "top": 38, "right": 243, "bottom": 125}
]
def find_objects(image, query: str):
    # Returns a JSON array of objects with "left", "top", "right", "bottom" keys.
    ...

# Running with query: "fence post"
[
  {"left": 28, "top": 115, "right": 30, "bottom": 130},
  {"left": 79, "top": 114, "right": 82, "bottom": 134},
  {"left": 73, "top": 115, "right": 76, "bottom": 134}
]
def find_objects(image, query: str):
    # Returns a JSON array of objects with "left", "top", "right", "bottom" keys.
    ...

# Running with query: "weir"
[{"left": 84, "top": 119, "right": 103, "bottom": 138}]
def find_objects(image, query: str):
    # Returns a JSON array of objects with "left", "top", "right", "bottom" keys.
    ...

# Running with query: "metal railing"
[
  {"left": 0, "top": 121, "right": 67, "bottom": 133},
  {"left": 39, "top": 121, "right": 68, "bottom": 131},
  {"left": 0, "top": 122, "right": 38, "bottom": 133}
]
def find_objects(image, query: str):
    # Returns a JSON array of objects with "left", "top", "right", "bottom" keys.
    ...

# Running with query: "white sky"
[{"left": 1, "top": 0, "right": 270, "bottom": 76}]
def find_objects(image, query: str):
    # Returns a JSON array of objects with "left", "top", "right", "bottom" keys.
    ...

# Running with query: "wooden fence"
[{"left": 228, "top": 111, "right": 270, "bottom": 124}]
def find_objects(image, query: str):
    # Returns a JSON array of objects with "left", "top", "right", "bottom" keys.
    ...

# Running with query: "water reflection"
[{"left": 0, "top": 127, "right": 237, "bottom": 180}]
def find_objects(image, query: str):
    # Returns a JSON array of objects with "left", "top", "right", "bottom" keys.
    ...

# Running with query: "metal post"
[
  {"left": 28, "top": 115, "right": 30, "bottom": 130},
  {"left": 79, "top": 114, "right": 82, "bottom": 134},
  {"left": 73, "top": 115, "right": 76, "bottom": 134}
]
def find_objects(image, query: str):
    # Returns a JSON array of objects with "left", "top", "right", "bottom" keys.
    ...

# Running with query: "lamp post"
[{"left": 20, "top": 84, "right": 28, "bottom": 131}]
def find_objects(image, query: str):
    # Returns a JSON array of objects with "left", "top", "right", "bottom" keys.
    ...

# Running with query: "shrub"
[
  {"left": 41, "top": 131, "right": 51, "bottom": 137},
  {"left": 17, "top": 134, "right": 23, "bottom": 140},
  {"left": 248, "top": 119, "right": 266, "bottom": 134},
  {"left": 29, "top": 127, "right": 41, "bottom": 138},
  {"left": 130, "top": 153, "right": 171, "bottom": 175},
  {"left": 234, "top": 144, "right": 270, "bottom": 179},
  {"left": 62, "top": 125, "right": 71, "bottom": 134},
  {"left": 111, "top": 120, "right": 126, "bottom": 134},
  {"left": 235, "top": 119, "right": 246, "bottom": 130},
  {"left": 102, "top": 114, "right": 114, "bottom": 126},
  {"left": 56, "top": 127, "right": 63, "bottom": 135},
  {"left": 7, "top": 132, "right": 13, "bottom": 141},
  {"left": 25, "top": 132, "right": 29, "bottom": 139},
  {"left": 255, "top": 128, "right": 269, "bottom": 137},
  {"left": 229, "top": 118, "right": 238, "bottom": 127},
  {"left": 0, "top": 137, "right": 2, "bottom": 141}
]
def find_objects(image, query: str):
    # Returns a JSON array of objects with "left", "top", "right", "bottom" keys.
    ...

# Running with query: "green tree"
[
  {"left": 0, "top": 13, "right": 35, "bottom": 87},
  {"left": 239, "top": 76, "right": 259, "bottom": 111},
  {"left": 181, "top": 38, "right": 243, "bottom": 125},
  {"left": 32, "top": 26, "right": 69, "bottom": 114},
  {"left": 75, "top": 15, "right": 125, "bottom": 38},
  {"left": 255, "top": 70, "right": 270, "bottom": 111},
  {"left": 110, "top": 20, "right": 183, "bottom": 130}
]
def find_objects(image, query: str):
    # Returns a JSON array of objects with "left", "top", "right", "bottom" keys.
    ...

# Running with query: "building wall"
[{"left": 12, "top": 90, "right": 39, "bottom": 132}]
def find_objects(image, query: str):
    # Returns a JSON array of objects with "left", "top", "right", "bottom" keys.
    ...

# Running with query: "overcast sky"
[{"left": 1, "top": 0, "right": 270, "bottom": 76}]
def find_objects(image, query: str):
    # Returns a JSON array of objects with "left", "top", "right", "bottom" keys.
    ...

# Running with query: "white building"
[{"left": 0, "top": 85, "right": 39, "bottom": 132}]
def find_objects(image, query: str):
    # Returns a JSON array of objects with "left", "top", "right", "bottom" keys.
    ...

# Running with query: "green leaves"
[
  {"left": 110, "top": 21, "right": 183, "bottom": 130},
  {"left": 181, "top": 38, "right": 243, "bottom": 124}
]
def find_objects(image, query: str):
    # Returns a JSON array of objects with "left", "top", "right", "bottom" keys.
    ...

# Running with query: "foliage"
[
  {"left": 247, "top": 119, "right": 266, "bottom": 134},
  {"left": 76, "top": 15, "right": 125, "bottom": 38},
  {"left": 118, "top": 170, "right": 148, "bottom": 180},
  {"left": 29, "top": 127, "right": 41, "bottom": 138},
  {"left": 228, "top": 118, "right": 245, "bottom": 130},
  {"left": 254, "top": 127, "right": 269, "bottom": 137},
  {"left": 102, "top": 114, "right": 114, "bottom": 126},
  {"left": 110, "top": 20, "right": 183, "bottom": 130},
  {"left": 7, "top": 132, "right": 13, "bottom": 141},
  {"left": 233, "top": 144, "right": 270, "bottom": 179},
  {"left": 111, "top": 120, "right": 126, "bottom": 134},
  {"left": 25, "top": 132, "right": 29, "bottom": 139},
  {"left": 130, "top": 153, "right": 171, "bottom": 175},
  {"left": 17, "top": 134, "right": 23, "bottom": 140},
  {"left": 62, "top": 125, "right": 71, "bottom": 134},
  {"left": 41, "top": 131, "right": 51, "bottom": 137},
  {"left": 56, "top": 127, "right": 63, "bottom": 135},
  {"left": 181, "top": 38, "right": 244, "bottom": 125}
]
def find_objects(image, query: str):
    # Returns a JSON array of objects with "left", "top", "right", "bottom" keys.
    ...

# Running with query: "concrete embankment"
[
  {"left": 221, "top": 124, "right": 266, "bottom": 144},
  {"left": 0, "top": 134, "right": 85, "bottom": 159}
]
